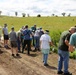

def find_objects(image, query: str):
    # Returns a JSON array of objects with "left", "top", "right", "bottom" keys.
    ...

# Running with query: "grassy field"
[
  {"left": 0, "top": 16, "right": 76, "bottom": 58},
  {"left": 0, "top": 16, "right": 76, "bottom": 32}
]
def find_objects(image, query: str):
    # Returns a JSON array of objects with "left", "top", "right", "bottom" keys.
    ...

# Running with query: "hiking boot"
[
  {"left": 12, "top": 54, "right": 15, "bottom": 57},
  {"left": 38, "top": 48, "right": 40, "bottom": 51},
  {"left": 44, "top": 64, "right": 49, "bottom": 66},
  {"left": 18, "top": 50, "right": 21, "bottom": 53},
  {"left": 63, "top": 72, "right": 72, "bottom": 75},
  {"left": 16, "top": 54, "right": 20, "bottom": 56},
  {"left": 33, "top": 48, "right": 37, "bottom": 52},
  {"left": 57, "top": 71, "right": 63, "bottom": 74}
]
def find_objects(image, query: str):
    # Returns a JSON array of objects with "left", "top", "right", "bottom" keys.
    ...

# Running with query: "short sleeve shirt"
[
  {"left": 3, "top": 27, "right": 8, "bottom": 35},
  {"left": 40, "top": 34, "right": 51, "bottom": 49},
  {"left": 9, "top": 31, "right": 17, "bottom": 41},
  {"left": 69, "top": 33, "right": 76, "bottom": 47}
]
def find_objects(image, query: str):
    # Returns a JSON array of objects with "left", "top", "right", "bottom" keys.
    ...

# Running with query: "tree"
[
  {"left": 0, "top": 11, "right": 2, "bottom": 15},
  {"left": 22, "top": 13, "right": 26, "bottom": 17},
  {"left": 61, "top": 12, "right": 66, "bottom": 16},
  {"left": 15, "top": 12, "right": 18, "bottom": 16},
  {"left": 68, "top": 13, "right": 71, "bottom": 17},
  {"left": 37, "top": 14, "right": 41, "bottom": 17},
  {"left": 52, "top": 14, "right": 55, "bottom": 16},
  {"left": 27, "top": 14, "right": 30, "bottom": 17}
]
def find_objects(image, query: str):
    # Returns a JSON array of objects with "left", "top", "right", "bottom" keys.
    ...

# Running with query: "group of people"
[
  {"left": 0, "top": 23, "right": 76, "bottom": 75},
  {"left": 1, "top": 24, "right": 45, "bottom": 55},
  {"left": 1, "top": 23, "right": 54, "bottom": 66}
]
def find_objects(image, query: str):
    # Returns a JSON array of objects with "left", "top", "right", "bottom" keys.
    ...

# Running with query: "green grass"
[{"left": 0, "top": 16, "right": 76, "bottom": 32}]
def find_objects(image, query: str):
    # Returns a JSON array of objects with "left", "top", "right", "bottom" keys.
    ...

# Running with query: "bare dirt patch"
[{"left": 0, "top": 42, "right": 76, "bottom": 75}]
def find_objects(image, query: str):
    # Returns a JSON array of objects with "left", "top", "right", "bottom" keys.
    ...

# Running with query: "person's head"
[
  {"left": 4, "top": 23, "right": 7, "bottom": 27},
  {"left": 44, "top": 30, "right": 49, "bottom": 34},
  {"left": 34, "top": 25, "right": 36, "bottom": 28},
  {"left": 25, "top": 25, "right": 28, "bottom": 29},
  {"left": 69, "top": 27, "right": 76, "bottom": 34},
  {"left": 11, "top": 27, "right": 14, "bottom": 31}
]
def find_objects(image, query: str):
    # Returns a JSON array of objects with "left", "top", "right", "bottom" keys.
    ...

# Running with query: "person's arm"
[
  {"left": 65, "top": 34, "right": 71, "bottom": 46},
  {"left": 49, "top": 42, "right": 54, "bottom": 46},
  {"left": 69, "top": 45, "right": 75, "bottom": 52},
  {"left": 2, "top": 28, "right": 4, "bottom": 35},
  {"left": 69, "top": 34, "right": 75, "bottom": 52},
  {"left": 49, "top": 36, "right": 54, "bottom": 46},
  {"left": 40, "top": 40, "right": 42, "bottom": 50},
  {"left": 65, "top": 40, "right": 69, "bottom": 46}
]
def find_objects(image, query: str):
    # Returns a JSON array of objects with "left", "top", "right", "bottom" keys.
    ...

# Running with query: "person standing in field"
[
  {"left": 40, "top": 30, "right": 54, "bottom": 66},
  {"left": 16, "top": 29, "right": 22, "bottom": 53},
  {"left": 57, "top": 27, "right": 76, "bottom": 75},
  {"left": 39, "top": 27, "right": 44, "bottom": 38},
  {"left": 9, "top": 27, "right": 19, "bottom": 57},
  {"left": 22, "top": 25, "right": 32, "bottom": 55},
  {"left": 31, "top": 24, "right": 37, "bottom": 46},
  {"left": 34, "top": 28, "right": 40, "bottom": 51},
  {"left": 2, "top": 24, "right": 9, "bottom": 49}
]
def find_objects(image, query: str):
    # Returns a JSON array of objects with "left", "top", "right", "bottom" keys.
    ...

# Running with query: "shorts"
[
  {"left": 10, "top": 41, "right": 17, "bottom": 48},
  {"left": 4, "top": 35, "right": 9, "bottom": 40}
]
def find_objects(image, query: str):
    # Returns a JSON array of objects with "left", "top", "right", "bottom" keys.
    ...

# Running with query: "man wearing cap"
[
  {"left": 2, "top": 24, "right": 9, "bottom": 48},
  {"left": 40, "top": 30, "right": 54, "bottom": 66},
  {"left": 57, "top": 27, "right": 76, "bottom": 75}
]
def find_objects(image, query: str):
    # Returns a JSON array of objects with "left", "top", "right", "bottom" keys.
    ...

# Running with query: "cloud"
[{"left": 0, "top": 0, "right": 76, "bottom": 16}]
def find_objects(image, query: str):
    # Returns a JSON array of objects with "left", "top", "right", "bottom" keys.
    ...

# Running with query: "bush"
[
  {"left": 69, "top": 50, "right": 76, "bottom": 59},
  {"left": 37, "top": 14, "right": 41, "bottom": 17},
  {"left": 50, "top": 46, "right": 58, "bottom": 54},
  {"left": 50, "top": 30, "right": 62, "bottom": 46}
]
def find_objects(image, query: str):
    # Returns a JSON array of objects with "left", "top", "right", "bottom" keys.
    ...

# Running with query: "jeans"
[
  {"left": 17, "top": 38, "right": 20, "bottom": 51},
  {"left": 34, "top": 36, "right": 40, "bottom": 49},
  {"left": 43, "top": 54, "right": 48, "bottom": 64},
  {"left": 58, "top": 49, "right": 69, "bottom": 73},
  {"left": 32, "top": 36, "right": 35, "bottom": 46}
]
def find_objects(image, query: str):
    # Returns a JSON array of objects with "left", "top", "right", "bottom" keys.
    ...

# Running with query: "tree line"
[{"left": 0, "top": 11, "right": 71, "bottom": 17}]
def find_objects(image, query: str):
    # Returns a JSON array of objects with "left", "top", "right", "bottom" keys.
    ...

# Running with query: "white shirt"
[
  {"left": 34, "top": 30, "right": 40, "bottom": 36},
  {"left": 40, "top": 34, "right": 51, "bottom": 49}
]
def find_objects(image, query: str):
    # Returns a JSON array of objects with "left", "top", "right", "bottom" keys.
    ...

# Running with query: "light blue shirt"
[{"left": 69, "top": 33, "right": 76, "bottom": 47}]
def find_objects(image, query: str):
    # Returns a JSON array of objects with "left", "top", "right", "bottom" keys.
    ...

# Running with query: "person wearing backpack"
[{"left": 22, "top": 25, "right": 32, "bottom": 55}]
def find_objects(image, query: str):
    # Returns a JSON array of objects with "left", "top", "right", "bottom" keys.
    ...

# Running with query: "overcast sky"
[{"left": 0, "top": 0, "right": 76, "bottom": 16}]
